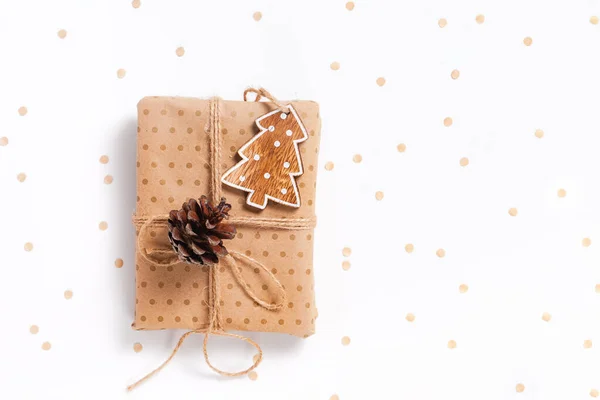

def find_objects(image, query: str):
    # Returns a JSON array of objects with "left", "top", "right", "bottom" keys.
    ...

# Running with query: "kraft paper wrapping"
[{"left": 134, "top": 96, "right": 321, "bottom": 338}]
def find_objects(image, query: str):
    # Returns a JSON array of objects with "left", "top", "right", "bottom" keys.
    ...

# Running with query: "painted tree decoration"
[{"left": 221, "top": 105, "right": 308, "bottom": 209}]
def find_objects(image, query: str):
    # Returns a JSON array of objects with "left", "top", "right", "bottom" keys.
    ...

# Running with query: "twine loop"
[{"left": 243, "top": 87, "right": 289, "bottom": 113}]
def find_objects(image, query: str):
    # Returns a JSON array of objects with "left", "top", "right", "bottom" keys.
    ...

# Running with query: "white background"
[{"left": 1, "top": 0, "right": 600, "bottom": 399}]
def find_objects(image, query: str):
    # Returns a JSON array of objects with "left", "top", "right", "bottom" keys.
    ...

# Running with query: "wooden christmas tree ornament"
[{"left": 221, "top": 104, "right": 308, "bottom": 209}]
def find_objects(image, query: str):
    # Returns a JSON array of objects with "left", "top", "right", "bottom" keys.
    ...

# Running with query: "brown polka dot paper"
[{"left": 134, "top": 97, "right": 321, "bottom": 337}]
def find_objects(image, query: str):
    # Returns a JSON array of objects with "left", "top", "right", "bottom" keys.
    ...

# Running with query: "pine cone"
[{"left": 167, "top": 196, "right": 236, "bottom": 266}]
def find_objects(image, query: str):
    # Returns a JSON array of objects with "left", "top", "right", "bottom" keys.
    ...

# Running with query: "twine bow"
[{"left": 128, "top": 90, "right": 316, "bottom": 391}]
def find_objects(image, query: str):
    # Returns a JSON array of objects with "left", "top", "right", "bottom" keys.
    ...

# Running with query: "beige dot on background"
[
  {"left": 459, "top": 284, "right": 469, "bottom": 293},
  {"left": 557, "top": 188, "right": 566, "bottom": 198},
  {"left": 523, "top": 37, "right": 533, "bottom": 46},
  {"left": 436, "top": 248, "right": 446, "bottom": 258},
  {"left": 99, "top": 155, "right": 109, "bottom": 164},
  {"left": 175, "top": 47, "right": 185, "bottom": 57},
  {"left": 376, "top": 77, "right": 386, "bottom": 87},
  {"left": 99, "top": 221, "right": 108, "bottom": 230},
  {"left": 397, "top": 143, "right": 406, "bottom": 152},
  {"left": 535, "top": 129, "right": 544, "bottom": 138},
  {"left": 595, "top": 284, "right": 600, "bottom": 293},
  {"left": 341, "top": 336, "right": 351, "bottom": 346},
  {"left": 248, "top": 371, "right": 258, "bottom": 381},
  {"left": 406, "top": 313, "right": 415, "bottom": 322},
  {"left": 0, "top": 137, "right": 8, "bottom": 146},
  {"left": 330, "top": 61, "right": 340, "bottom": 71},
  {"left": 353, "top": 154, "right": 362, "bottom": 163},
  {"left": 451, "top": 69, "right": 460, "bottom": 80},
  {"left": 253, "top": 12, "right": 262, "bottom": 21},
  {"left": 438, "top": 18, "right": 447, "bottom": 28},
  {"left": 583, "top": 237, "right": 592, "bottom": 247},
  {"left": 342, "top": 261, "right": 351, "bottom": 271},
  {"left": 584, "top": 339, "right": 593, "bottom": 349},
  {"left": 325, "top": 161, "right": 334, "bottom": 171},
  {"left": 342, "top": 247, "right": 352, "bottom": 257},
  {"left": 516, "top": 383, "right": 525, "bottom": 393},
  {"left": 375, "top": 191, "right": 384, "bottom": 201},
  {"left": 405, "top": 243, "right": 414, "bottom": 253},
  {"left": 18, "top": 106, "right": 27, "bottom": 116},
  {"left": 542, "top": 312, "right": 552, "bottom": 322},
  {"left": 24, "top": 242, "right": 33, "bottom": 252},
  {"left": 447, "top": 340, "right": 457, "bottom": 349},
  {"left": 443, "top": 117, "right": 453, "bottom": 127},
  {"left": 57, "top": 29, "right": 67, "bottom": 39},
  {"left": 132, "top": 0, "right": 141, "bottom": 8},
  {"left": 104, "top": 175, "right": 113, "bottom": 184},
  {"left": 30, "top": 325, "right": 39, "bottom": 334},
  {"left": 591, "top": 16, "right": 599, "bottom": 25},
  {"left": 17, "top": 173, "right": 27, "bottom": 182},
  {"left": 115, "top": 258, "right": 124, "bottom": 268},
  {"left": 41, "top": 342, "right": 51, "bottom": 351},
  {"left": 459, "top": 157, "right": 469, "bottom": 167},
  {"left": 476, "top": 14, "right": 485, "bottom": 24},
  {"left": 509, "top": 208, "right": 518, "bottom": 217},
  {"left": 591, "top": 389, "right": 599, "bottom": 398},
  {"left": 64, "top": 290, "right": 73, "bottom": 300},
  {"left": 330, "top": 395, "right": 340, "bottom": 400},
  {"left": 346, "top": 1, "right": 354, "bottom": 11},
  {"left": 133, "top": 342, "right": 143, "bottom": 353},
  {"left": 116, "top": 69, "right": 126, "bottom": 79}
]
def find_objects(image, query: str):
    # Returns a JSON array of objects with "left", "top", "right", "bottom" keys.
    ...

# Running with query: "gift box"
[{"left": 133, "top": 94, "right": 321, "bottom": 339}]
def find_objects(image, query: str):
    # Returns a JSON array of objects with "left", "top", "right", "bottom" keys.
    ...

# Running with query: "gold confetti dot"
[
  {"left": 18, "top": 106, "right": 27, "bottom": 116},
  {"left": 116, "top": 69, "right": 126, "bottom": 79},
  {"left": 375, "top": 191, "right": 384, "bottom": 201},
  {"left": 57, "top": 29, "right": 67, "bottom": 39},
  {"left": 345, "top": 1, "right": 354, "bottom": 11},
  {"left": 508, "top": 208, "right": 518, "bottom": 217},
  {"left": 330, "top": 395, "right": 340, "bottom": 400},
  {"left": 405, "top": 243, "right": 414, "bottom": 253},
  {"left": 397, "top": 143, "right": 406, "bottom": 152},
  {"left": 584, "top": 339, "right": 593, "bottom": 349},
  {"left": 24, "top": 242, "right": 33, "bottom": 252},
  {"left": 115, "top": 258, "right": 124, "bottom": 268},
  {"left": 64, "top": 290, "right": 73, "bottom": 300},
  {"left": 133, "top": 342, "right": 143, "bottom": 353},
  {"left": 248, "top": 371, "right": 258, "bottom": 380},
  {"left": 591, "top": 389, "right": 599, "bottom": 398},
  {"left": 341, "top": 336, "right": 351, "bottom": 346},
  {"left": 376, "top": 77, "right": 386, "bottom": 87},
  {"left": 104, "top": 175, "right": 113, "bottom": 184},
  {"left": 253, "top": 12, "right": 262, "bottom": 21},
  {"left": 0, "top": 137, "right": 8, "bottom": 146},
  {"left": 99, "top": 221, "right": 108, "bottom": 231},
  {"left": 451, "top": 69, "right": 460, "bottom": 80},
  {"left": 459, "top": 284, "right": 469, "bottom": 293},
  {"left": 557, "top": 188, "right": 566, "bottom": 198},
  {"left": 30, "top": 325, "right": 39, "bottom": 334},
  {"left": 583, "top": 238, "right": 592, "bottom": 247},
  {"left": 476, "top": 14, "right": 485, "bottom": 24},
  {"left": 447, "top": 340, "right": 457, "bottom": 349},
  {"left": 459, "top": 157, "right": 469, "bottom": 167},
  {"left": 330, "top": 61, "right": 340, "bottom": 71},
  {"left": 438, "top": 18, "right": 447, "bottom": 28},
  {"left": 41, "top": 342, "right": 51, "bottom": 351},
  {"left": 535, "top": 129, "right": 544, "bottom": 138},
  {"left": 342, "top": 261, "right": 351, "bottom": 271},
  {"left": 516, "top": 383, "right": 525, "bottom": 393},
  {"left": 591, "top": 16, "right": 599, "bottom": 25},
  {"left": 436, "top": 248, "right": 446, "bottom": 258},
  {"left": 352, "top": 154, "right": 362, "bottom": 163},
  {"left": 99, "top": 155, "right": 109, "bottom": 164},
  {"left": 342, "top": 247, "right": 352, "bottom": 257},
  {"left": 595, "top": 284, "right": 600, "bottom": 293},
  {"left": 17, "top": 173, "right": 27, "bottom": 182},
  {"left": 325, "top": 161, "right": 334, "bottom": 171},
  {"left": 443, "top": 117, "right": 453, "bottom": 127},
  {"left": 132, "top": 0, "right": 141, "bottom": 8},
  {"left": 523, "top": 37, "right": 533, "bottom": 46},
  {"left": 405, "top": 313, "right": 415, "bottom": 322},
  {"left": 542, "top": 312, "right": 552, "bottom": 322},
  {"left": 175, "top": 47, "right": 185, "bottom": 57}
]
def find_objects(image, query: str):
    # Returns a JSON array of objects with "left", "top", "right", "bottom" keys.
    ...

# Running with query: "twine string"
[{"left": 243, "top": 87, "right": 288, "bottom": 113}]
